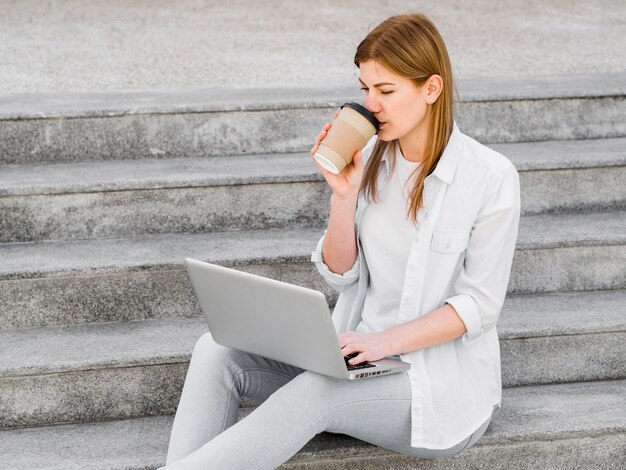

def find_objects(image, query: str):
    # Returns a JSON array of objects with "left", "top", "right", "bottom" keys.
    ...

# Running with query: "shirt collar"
[
  {"left": 380, "top": 122, "right": 463, "bottom": 185},
  {"left": 431, "top": 123, "right": 463, "bottom": 185}
]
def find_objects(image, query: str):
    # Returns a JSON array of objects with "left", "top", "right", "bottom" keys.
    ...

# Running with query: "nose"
[{"left": 364, "top": 94, "right": 381, "bottom": 115}]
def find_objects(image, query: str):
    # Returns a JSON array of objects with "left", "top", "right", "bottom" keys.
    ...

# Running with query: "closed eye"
[{"left": 361, "top": 87, "right": 393, "bottom": 95}]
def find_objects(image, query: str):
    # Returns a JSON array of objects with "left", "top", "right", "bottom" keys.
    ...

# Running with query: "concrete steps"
[
  {"left": 2, "top": 3, "right": 625, "bottom": 464},
  {"left": 0, "top": 153, "right": 331, "bottom": 243},
  {"left": 1, "top": 74, "right": 625, "bottom": 164},
  {"left": 1, "top": 379, "right": 624, "bottom": 469},
  {"left": 1, "top": 71, "right": 625, "bottom": 468},
  {"left": 0, "top": 210, "right": 625, "bottom": 331},
  {"left": 0, "top": 289, "right": 624, "bottom": 428},
  {"left": 0, "top": 137, "right": 624, "bottom": 243}
]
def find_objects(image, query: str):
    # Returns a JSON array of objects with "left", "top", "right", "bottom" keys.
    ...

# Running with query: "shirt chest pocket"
[{"left": 430, "top": 230, "right": 470, "bottom": 254}]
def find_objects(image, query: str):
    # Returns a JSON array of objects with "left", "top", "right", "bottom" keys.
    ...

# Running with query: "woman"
[{"left": 162, "top": 13, "right": 520, "bottom": 469}]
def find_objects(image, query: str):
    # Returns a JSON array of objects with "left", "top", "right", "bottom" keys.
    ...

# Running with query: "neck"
[{"left": 398, "top": 119, "right": 430, "bottom": 163}]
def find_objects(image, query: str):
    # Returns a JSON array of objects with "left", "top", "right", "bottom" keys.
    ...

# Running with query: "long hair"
[{"left": 354, "top": 13, "right": 454, "bottom": 224}]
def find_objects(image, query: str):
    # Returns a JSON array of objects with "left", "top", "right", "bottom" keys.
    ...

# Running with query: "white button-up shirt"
[{"left": 311, "top": 124, "right": 521, "bottom": 449}]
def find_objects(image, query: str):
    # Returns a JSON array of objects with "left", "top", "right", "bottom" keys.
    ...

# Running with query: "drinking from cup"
[{"left": 314, "top": 102, "right": 380, "bottom": 174}]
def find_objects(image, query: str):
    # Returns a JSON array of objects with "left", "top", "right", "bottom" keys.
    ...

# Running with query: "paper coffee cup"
[{"left": 314, "top": 102, "right": 379, "bottom": 174}]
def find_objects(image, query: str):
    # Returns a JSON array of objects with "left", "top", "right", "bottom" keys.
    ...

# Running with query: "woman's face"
[{"left": 358, "top": 60, "right": 432, "bottom": 145}]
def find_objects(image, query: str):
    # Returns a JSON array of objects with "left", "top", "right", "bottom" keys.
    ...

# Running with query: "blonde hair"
[{"left": 354, "top": 13, "right": 454, "bottom": 223}]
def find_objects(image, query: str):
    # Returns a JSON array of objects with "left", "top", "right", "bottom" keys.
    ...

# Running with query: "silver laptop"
[{"left": 185, "top": 258, "right": 410, "bottom": 380}]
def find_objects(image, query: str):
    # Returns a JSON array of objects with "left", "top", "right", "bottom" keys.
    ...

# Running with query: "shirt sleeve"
[
  {"left": 311, "top": 231, "right": 360, "bottom": 292},
  {"left": 445, "top": 164, "right": 521, "bottom": 343}
]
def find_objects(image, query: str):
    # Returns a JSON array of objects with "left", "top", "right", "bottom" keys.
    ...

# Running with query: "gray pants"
[{"left": 162, "top": 333, "right": 491, "bottom": 469}]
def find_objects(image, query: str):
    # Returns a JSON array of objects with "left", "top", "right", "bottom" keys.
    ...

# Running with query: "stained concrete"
[
  {"left": 1, "top": 85, "right": 626, "bottom": 164},
  {"left": 1, "top": 2, "right": 624, "bottom": 466},
  {"left": 509, "top": 244, "right": 626, "bottom": 293},
  {"left": 1, "top": 210, "right": 623, "bottom": 280},
  {"left": 0, "top": 314, "right": 624, "bottom": 426},
  {"left": 2, "top": 74, "right": 626, "bottom": 120},
  {"left": 0, "top": 212, "right": 624, "bottom": 331},
  {"left": 1, "top": 1, "right": 625, "bottom": 94},
  {"left": 499, "top": 289, "right": 626, "bottom": 338},
  {"left": 500, "top": 332, "right": 626, "bottom": 386},
  {"left": 0, "top": 139, "right": 624, "bottom": 242},
  {"left": 0, "top": 363, "right": 188, "bottom": 428},
  {"left": 1, "top": 138, "right": 626, "bottom": 197},
  {"left": 0, "top": 381, "right": 624, "bottom": 469},
  {"left": 0, "top": 182, "right": 332, "bottom": 243}
]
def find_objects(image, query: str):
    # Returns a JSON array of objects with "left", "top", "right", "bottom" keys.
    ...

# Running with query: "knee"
[
  {"left": 191, "top": 332, "right": 233, "bottom": 367},
  {"left": 190, "top": 332, "right": 251, "bottom": 372},
  {"left": 191, "top": 332, "right": 219, "bottom": 358}
]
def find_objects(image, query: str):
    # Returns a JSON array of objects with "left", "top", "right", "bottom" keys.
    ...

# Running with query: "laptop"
[{"left": 185, "top": 258, "right": 411, "bottom": 380}]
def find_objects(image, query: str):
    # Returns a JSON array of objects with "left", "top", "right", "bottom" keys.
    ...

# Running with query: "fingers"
[
  {"left": 341, "top": 344, "right": 366, "bottom": 363},
  {"left": 339, "top": 331, "right": 368, "bottom": 364},
  {"left": 340, "top": 341, "right": 361, "bottom": 354},
  {"left": 310, "top": 122, "right": 332, "bottom": 157},
  {"left": 353, "top": 150, "right": 364, "bottom": 172},
  {"left": 341, "top": 345, "right": 369, "bottom": 365},
  {"left": 349, "top": 352, "right": 369, "bottom": 365},
  {"left": 310, "top": 130, "right": 326, "bottom": 157},
  {"left": 338, "top": 331, "right": 384, "bottom": 365},
  {"left": 338, "top": 331, "right": 357, "bottom": 348}
]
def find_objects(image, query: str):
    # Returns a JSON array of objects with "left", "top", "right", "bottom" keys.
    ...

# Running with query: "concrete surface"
[
  {"left": 1, "top": 209, "right": 623, "bottom": 279},
  {"left": 1, "top": 0, "right": 625, "bottom": 94},
  {"left": 0, "top": 81, "right": 626, "bottom": 163},
  {"left": 500, "top": 289, "right": 626, "bottom": 338},
  {"left": 1, "top": 291, "right": 624, "bottom": 373},
  {"left": 0, "top": 381, "right": 624, "bottom": 469},
  {"left": 0, "top": 268, "right": 203, "bottom": 330},
  {"left": 2, "top": 74, "right": 626, "bottom": 120},
  {"left": 0, "top": 138, "right": 624, "bottom": 243},
  {"left": 1, "top": 138, "right": 625, "bottom": 197},
  {"left": 509, "top": 244, "right": 626, "bottom": 293},
  {"left": 0, "top": 311, "right": 624, "bottom": 425},
  {"left": 1, "top": 2, "right": 624, "bottom": 466},
  {"left": 0, "top": 363, "right": 188, "bottom": 428},
  {"left": 0, "top": 182, "right": 331, "bottom": 242},
  {"left": 0, "top": 211, "right": 625, "bottom": 331}
]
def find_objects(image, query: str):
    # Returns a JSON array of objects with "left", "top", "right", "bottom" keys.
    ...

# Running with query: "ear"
[{"left": 424, "top": 74, "right": 443, "bottom": 104}]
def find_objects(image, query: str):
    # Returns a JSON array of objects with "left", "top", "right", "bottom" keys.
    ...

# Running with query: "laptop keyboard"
[{"left": 344, "top": 353, "right": 376, "bottom": 371}]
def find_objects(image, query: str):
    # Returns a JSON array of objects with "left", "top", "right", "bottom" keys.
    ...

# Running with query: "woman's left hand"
[{"left": 338, "top": 331, "right": 394, "bottom": 365}]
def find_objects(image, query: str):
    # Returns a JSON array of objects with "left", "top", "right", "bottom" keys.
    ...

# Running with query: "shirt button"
[{"left": 445, "top": 242, "right": 451, "bottom": 249}]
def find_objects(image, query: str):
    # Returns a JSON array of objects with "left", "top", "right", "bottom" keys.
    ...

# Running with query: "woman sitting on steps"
[{"left": 160, "top": 12, "right": 521, "bottom": 469}]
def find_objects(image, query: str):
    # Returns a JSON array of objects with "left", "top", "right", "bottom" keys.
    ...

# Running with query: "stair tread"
[
  {"left": 0, "top": 317, "right": 207, "bottom": 377},
  {"left": 1, "top": 288, "right": 624, "bottom": 378},
  {"left": 0, "top": 227, "right": 325, "bottom": 280},
  {"left": 0, "top": 138, "right": 624, "bottom": 197},
  {"left": 516, "top": 209, "right": 626, "bottom": 249},
  {"left": 0, "top": 152, "right": 321, "bottom": 197},
  {"left": 492, "top": 137, "right": 626, "bottom": 171},
  {"left": 0, "top": 379, "right": 623, "bottom": 469},
  {"left": 0, "top": 209, "right": 625, "bottom": 280},
  {"left": 2, "top": 73, "right": 625, "bottom": 120},
  {"left": 500, "top": 289, "right": 626, "bottom": 338}
]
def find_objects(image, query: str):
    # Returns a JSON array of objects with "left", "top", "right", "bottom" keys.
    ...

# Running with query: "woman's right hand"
[{"left": 311, "top": 116, "right": 365, "bottom": 200}]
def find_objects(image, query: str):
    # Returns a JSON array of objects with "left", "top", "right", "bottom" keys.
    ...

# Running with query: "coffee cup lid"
[{"left": 341, "top": 102, "right": 380, "bottom": 131}]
